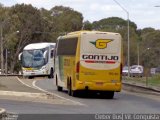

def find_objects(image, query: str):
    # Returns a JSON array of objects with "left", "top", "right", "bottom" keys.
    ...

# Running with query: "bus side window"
[{"left": 51, "top": 49, "right": 54, "bottom": 58}]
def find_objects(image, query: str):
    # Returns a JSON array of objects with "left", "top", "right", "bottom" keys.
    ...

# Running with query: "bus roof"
[
  {"left": 24, "top": 43, "right": 56, "bottom": 50},
  {"left": 66, "top": 30, "right": 120, "bottom": 36},
  {"left": 57, "top": 31, "right": 121, "bottom": 41}
]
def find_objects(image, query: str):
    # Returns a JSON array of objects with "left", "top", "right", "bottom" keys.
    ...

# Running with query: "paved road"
[
  {"left": 34, "top": 78, "right": 160, "bottom": 113},
  {"left": 0, "top": 76, "right": 41, "bottom": 93},
  {"left": 0, "top": 77, "right": 160, "bottom": 119}
]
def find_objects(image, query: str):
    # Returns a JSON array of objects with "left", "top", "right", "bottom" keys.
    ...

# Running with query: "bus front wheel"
[{"left": 48, "top": 68, "right": 54, "bottom": 79}]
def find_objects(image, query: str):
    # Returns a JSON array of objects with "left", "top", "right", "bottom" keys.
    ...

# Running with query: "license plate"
[
  {"left": 26, "top": 68, "right": 33, "bottom": 70},
  {"left": 96, "top": 82, "right": 103, "bottom": 86}
]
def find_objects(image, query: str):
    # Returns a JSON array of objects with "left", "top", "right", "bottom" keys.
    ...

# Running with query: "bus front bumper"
[{"left": 23, "top": 70, "right": 49, "bottom": 77}]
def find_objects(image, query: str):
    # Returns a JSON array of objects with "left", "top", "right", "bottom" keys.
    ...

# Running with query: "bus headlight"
[{"left": 41, "top": 66, "right": 46, "bottom": 70}]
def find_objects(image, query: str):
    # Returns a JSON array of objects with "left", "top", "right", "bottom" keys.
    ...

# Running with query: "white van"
[{"left": 130, "top": 65, "right": 144, "bottom": 77}]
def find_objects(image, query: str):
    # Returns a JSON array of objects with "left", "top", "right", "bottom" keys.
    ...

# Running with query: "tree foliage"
[
  {"left": 0, "top": 3, "right": 159, "bottom": 72},
  {"left": 50, "top": 6, "right": 83, "bottom": 32},
  {"left": 4, "top": 4, "right": 44, "bottom": 72},
  {"left": 140, "top": 30, "right": 160, "bottom": 68}
]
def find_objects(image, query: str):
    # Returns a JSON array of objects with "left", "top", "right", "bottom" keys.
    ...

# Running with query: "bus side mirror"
[
  {"left": 43, "top": 51, "right": 47, "bottom": 58},
  {"left": 18, "top": 53, "right": 22, "bottom": 61}
]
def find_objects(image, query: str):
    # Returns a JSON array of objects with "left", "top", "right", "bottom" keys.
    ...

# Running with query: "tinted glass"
[{"left": 57, "top": 37, "right": 78, "bottom": 55}]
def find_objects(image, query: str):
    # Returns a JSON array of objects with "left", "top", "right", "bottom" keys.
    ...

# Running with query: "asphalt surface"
[
  {"left": 0, "top": 76, "right": 160, "bottom": 120},
  {"left": 0, "top": 76, "right": 79, "bottom": 106},
  {"left": 34, "top": 79, "right": 160, "bottom": 113},
  {"left": 0, "top": 76, "right": 41, "bottom": 93}
]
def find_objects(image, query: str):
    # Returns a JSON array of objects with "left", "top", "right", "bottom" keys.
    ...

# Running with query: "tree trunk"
[{"left": 10, "top": 60, "right": 16, "bottom": 74}]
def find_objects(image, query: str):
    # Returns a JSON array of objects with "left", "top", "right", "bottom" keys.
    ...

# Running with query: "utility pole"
[
  {"left": 113, "top": 0, "right": 130, "bottom": 76},
  {"left": 0, "top": 24, "right": 4, "bottom": 74},
  {"left": 5, "top": 49, "right": 8, "bottom": 74}
]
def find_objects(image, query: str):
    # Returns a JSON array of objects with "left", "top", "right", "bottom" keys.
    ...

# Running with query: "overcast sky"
[{"left": 0, "top": 0, "right": 160, "bottom": 29}]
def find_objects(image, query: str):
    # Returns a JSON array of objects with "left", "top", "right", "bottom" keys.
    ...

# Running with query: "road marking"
[
  {"left": 17, "top": 77, "right": 84, "bottom": 105},
  {"left": 32, "top": 80, "right": 85, "bottom": 106},
  {"left": 17, "top": 77, "right": 36, "bottom": 89},
  {"left": 0, "top": 90, "right": 46, "bottom": 98}
]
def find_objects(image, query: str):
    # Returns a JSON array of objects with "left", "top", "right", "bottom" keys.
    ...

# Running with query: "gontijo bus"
[
  {"left": 54, "top": 31, "right": 122, "bottom": 98},
  {"left": 19, "top": 42, "right": 56, "bottom": 78}
]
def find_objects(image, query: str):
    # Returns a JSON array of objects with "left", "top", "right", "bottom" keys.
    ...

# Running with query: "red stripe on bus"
[
  {"left": 85, "top": 60, "right": 95, "bottom": 63},
  {"left": 105, "top": 61, "right": 116, "bottom": 64},
  {"left": 85, "top": 60, "right": 116, "bottom": 64}
]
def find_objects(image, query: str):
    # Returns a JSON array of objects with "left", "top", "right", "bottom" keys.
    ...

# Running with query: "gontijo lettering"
[
  {"left": 82, "top": 54, "right": 119, "bottom": 64},
  {"left": 82, "top": 54, "right": 119, "bottom": 60}
]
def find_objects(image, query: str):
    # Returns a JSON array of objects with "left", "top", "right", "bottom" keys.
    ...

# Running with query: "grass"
[
  {"left": 123, "top": 74, "right": 160, "bottom": 87},
  {"left": 123, "top": 76, "right": 146, "bottom": 83},
  {"left": 148, "top": 74, "right": 160, "bottom": 86}
]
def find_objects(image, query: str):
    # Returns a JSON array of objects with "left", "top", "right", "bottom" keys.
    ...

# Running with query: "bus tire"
[
  {"left": 72, "top": 90, "right": 77, "bottom": 97},
  {"left": 68, "top": 79, "right": 77, "bottom": 97},
  {"left": 107, "top": 91, "right": 114, "bottom": 99},
  {"left": 68, "top": 80, "right": 72, "bottom": 96},
  {"left": 101, "top": 91, "right": 114, "bottom": 99},
  {"left": 48, "top": 68, "right": 54, "bottom": 79},
  {"left": 56, "top": 75, "right": 62, "bottom": 91},
  {"left": 57, "top": 86, "right": 63, "bottom": 91},
  {"left": 28, "top": 76, "right": 34, "bottom": 79}
]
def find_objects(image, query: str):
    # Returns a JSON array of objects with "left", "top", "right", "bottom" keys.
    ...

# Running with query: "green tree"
[
  {"left": 50, "top": 6, "right": 83, "bottom": 32},
  {"left": 83, "top": 20, "right": 92, "bottom": 30},
  {"left": 40, "top": 6, "right": 84, "bottom": 43},
  {"left": 5, "top": 4, "right": 44, "bottom": 73},
  {"left": 92, "top": 17, "right": 138, "bottom": 65},
  {"left": 140, "top": 30, "right": 160, "bottom": 68}
]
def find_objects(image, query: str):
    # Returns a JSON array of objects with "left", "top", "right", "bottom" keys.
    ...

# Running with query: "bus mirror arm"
[{"left": 18, "top": 53, "right": 22, "bottom": 61}]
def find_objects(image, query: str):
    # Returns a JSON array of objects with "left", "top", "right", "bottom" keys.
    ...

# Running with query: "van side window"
[{"left": 57, "top": 37, "right": 78, "bottom": 55}]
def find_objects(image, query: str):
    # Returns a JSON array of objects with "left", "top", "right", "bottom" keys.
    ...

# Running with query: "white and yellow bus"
[{"left": 54, "top": 31, "right": 122, "bottom": 98}]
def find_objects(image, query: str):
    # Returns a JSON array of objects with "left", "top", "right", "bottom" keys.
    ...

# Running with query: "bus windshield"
[{"left": 22, "top": 47, "right": 49, "bottom": 68}]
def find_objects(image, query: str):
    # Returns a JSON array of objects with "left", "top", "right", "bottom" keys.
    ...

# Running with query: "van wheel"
[
  {"left": 48, "top": 68, "right": 54, "bottom": 79},
  {"left": 56, "top": 75, "right": 62, "bottom": 91}
]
